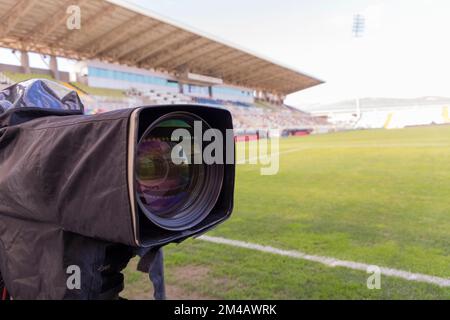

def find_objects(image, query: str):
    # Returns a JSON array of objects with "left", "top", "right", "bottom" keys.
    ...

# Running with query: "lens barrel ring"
[{"left": 135, "top": 111, "right": 224, "bottom": 231}]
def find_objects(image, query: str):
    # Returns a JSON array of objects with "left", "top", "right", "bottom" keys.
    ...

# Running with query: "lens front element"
[{"left": 136, "top": 112, "right": 223, "bottom": 231}]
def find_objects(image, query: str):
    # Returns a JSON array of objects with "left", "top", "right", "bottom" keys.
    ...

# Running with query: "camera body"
[
  {"left": 0, "top": 104, "right": 234, "bottom": 246},
  {"left": 0, "top": 80, "right": 235, "bottom": 299},
  {"left": 132, "top": 105, "right": 235, "bottom": 247}
]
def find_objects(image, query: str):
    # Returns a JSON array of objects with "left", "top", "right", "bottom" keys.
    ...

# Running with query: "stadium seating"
[
  {"left": 0, "top": 71, "right": 329, "bottom": 133},
  {"left": 387, "top": 108, "right": 445, "bottom": 129},
  {"left": 193, "top": 97, "right": 224, "bottom": 106},
  {"left": 356, "top": 107, "right": 447, "bottom": 129},
  {"left": 227, "top": 103, "right": 327, "bottom": 132},
  {"left": 123, "top": 88, "right": 327, "bottom": 132}
]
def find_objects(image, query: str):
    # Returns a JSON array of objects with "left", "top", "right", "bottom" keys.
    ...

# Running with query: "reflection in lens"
[{"left": 136, "top": 112, "right": 223, "bottom": 231}]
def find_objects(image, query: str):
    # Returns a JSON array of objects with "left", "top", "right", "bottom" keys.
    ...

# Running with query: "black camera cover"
[
  {"left": 0, "top": 80, "right": 136, "bottom": 299},
  {"left": 0, "top": 80, "right": 234, "bottom": 299}
]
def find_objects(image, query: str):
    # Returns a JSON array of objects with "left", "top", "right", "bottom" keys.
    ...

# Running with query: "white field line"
[{"left": 198, "top": 235, "right": 450, "bottom": 288}]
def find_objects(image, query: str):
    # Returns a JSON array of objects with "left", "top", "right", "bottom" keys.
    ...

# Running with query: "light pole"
[
  {"left": 353, "top": 14, "right": 365, "bottom": 38},
  {"left": 352, "top": 14, "right": 365, "bottom": 128}
]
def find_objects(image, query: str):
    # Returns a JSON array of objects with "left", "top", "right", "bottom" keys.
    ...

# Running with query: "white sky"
[{"left": 2, "top": 0, "right": 450, "bottom": 107}]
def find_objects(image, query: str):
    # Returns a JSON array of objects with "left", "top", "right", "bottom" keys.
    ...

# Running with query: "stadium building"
[
  {"left": 0, "top": 0, "right": 331, "bottom": 136},
  {"left": 73, "top": 60, "right": 255, "bottom": 104},
  {"left": 308, "top": 97, "right": 450, "bottom": 129}
]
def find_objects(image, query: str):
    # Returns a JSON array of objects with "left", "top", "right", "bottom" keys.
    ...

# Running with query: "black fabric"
[
  {"left": 0, "top": 107, "right": 137, "bottom": 245},
  {"left": 0, "top": 218, "right": 135, "bottom": 299},
  {"left": 0, "top": 107, "right": 138, "bottom": 299},
  {"left": 0, "top": 87, "right": 174, "bottom": 300},
  {"left": 0, "top": 81, "right": 135, "bottom": 298},
  {"left": 137, "top": 248, "right": 166, "bottom": 300}
]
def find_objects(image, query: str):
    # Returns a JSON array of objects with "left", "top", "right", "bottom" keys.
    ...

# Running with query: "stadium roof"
[{"left": 0, "top": 0, "right": 323, "bottom": 95}]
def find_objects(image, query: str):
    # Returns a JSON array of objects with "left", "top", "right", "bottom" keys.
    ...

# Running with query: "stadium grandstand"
[
  {"left": 306, "top": 97, "right": 450, "bottom": 130},
  {"left": 0, "top": 0, "right": 330, "bottom": 136}
]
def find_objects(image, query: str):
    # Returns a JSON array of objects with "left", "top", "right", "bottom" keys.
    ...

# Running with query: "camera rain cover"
[
  {"left": 0, "top": 80, "right": 140, "bottom": 299},
  {"left": 0, "top": 80, "right": 234, "bottom": 299}
]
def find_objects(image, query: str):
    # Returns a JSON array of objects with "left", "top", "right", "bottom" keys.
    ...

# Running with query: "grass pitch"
[{"left": 123, "top": 126, "right": 450, "bottom": 299}]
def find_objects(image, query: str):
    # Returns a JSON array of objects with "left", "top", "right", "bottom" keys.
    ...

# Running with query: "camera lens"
[{"left": 136, "top": 112, "right": 224, "bottom": 231}]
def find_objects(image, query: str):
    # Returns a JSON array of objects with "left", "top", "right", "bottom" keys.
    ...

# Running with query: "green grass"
[
  {"left": 124, "top": 126, "right": 450, "bottom": 299},
  {"left": 71, "top": 82, "right": 126, "bottom": 98}
]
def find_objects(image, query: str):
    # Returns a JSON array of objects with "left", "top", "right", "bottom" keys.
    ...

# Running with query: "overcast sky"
[{"left": 2, "top": 0, "right": 450, "bottom": 107}]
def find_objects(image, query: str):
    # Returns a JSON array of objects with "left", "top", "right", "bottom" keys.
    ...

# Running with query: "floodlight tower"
[
  {"left": 352, "top": 14, "right": 365, "bottom": 127},
  {"left": 353, "top": 14, "right": 365, "bottom": 38}
]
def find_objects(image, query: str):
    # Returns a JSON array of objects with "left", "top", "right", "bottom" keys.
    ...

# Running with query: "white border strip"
[{"left": 198, "top": 235, "right": 450, "bottom": 287}]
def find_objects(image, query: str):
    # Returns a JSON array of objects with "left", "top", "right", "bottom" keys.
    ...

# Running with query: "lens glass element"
[{"left": 136, "top": 112, "right": 223, "bottom": 230}]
